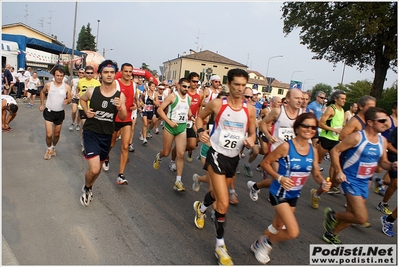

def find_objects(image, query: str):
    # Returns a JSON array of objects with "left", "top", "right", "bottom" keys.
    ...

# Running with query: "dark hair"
[
  {"left": 9, "top": 103, "right": 18, "bottom": 113},
  {"left": 51, "top": 66, "right": 65, "bottom": 76},
  {"left": 148, "top": 81, "right": 155, "bottom": 88},
  {"left": 187, "top": 72, "right": 200, "bottom": 81},
  {"left": 365, "top": 107, "right": 388, "bottom": 122},
  {"left": 227, "top": 68, "right": 248, "bottom": 83},
  {"left": 293, "top": 112, "right": 317, "bottom": 136},
  {"left": 85, "top": 65, "right": 94, "bottom": 71},
  {"left": 217, "top": 91, "right": 229, "bottom": 98},
  {"left": 178, "top": 77, "right": 190, "bottom": 85},
  {"left": 327, "top": 90, "right": 345, "bottom": 106},
  {"left": 350, "top": 102, "right": 358, "bottom": 107},
  {"left": 98, "top": 59, "right": 118, "bottom": 74},
  {"left": 121, "top": 63, "right": 133, "bottom": 70},
  {"left": 391, "top": 101, "right": 397, "bottom": 110}
]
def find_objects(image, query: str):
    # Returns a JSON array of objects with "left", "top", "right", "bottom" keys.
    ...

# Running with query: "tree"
[
  {"left": 281, "top": 2, "right": 397, "bottom": 99},
  {"left": 141, "top": 63, "right": 158, "bottom": 77},
  {"left": 341, "top": 80, "right": 372, "bottom": 108},
  {"left": 76, "top": 23, "right": 96, "bottom": 51},
  {"left": 310, "top": 83, "right": 333, "bottom": 101}
]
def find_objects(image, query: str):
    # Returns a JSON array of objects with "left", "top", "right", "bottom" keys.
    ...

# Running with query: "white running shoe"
[
  {"left": 247, "top": 181, "right": 260, "bottom": 201},
  {"left": 169, "top": 161, "right": 176, "bottom": 172},
  {"left": 251, "top": 235, "right": 272, "bottom": 264}
]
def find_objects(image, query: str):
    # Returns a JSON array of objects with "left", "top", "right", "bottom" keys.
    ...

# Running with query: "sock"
[
  {"left": 381, "top": 202, "right": 388, "bottom": 206},
  {"left": 214, "top": 210, "right": 226, "bottom": 239},
  {"left": 47, "top": 147, "right": 52, "bottom": 150},
  {"left": 386, "top": 214, "right": 396, "bottom": 223},
  {"left": 200, "top": 202, "right": 208, "bottom": 213},
  {"left": 253, "top": 183, "right": 259, "bottom": 191},
  {"left": 176, "top": 176, "right": 181, "bottom": 183},
  {"left": 229, "top": 189, "right": 235, "bottom": 194},
  {"left": 215, "top": 237, "right": 225, "bottom": 247},
  {"left": 203, "top": 191, "right": 215, "bottom": 207}
]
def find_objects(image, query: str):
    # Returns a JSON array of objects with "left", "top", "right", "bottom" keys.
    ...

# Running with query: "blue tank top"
[
  {"left": 269, "top": 139, "right": 314, "bottom": 199},
  {"left": 340, "top": 130, "right": 383, "bottom": 185},
  {"left": 381, "top": 116, "right": 395, "bottom": 139}
]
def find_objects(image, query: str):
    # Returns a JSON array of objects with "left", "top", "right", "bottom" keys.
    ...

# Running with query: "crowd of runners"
[{"left": 2, "top": 60, "right": 397, "bottom": 265}]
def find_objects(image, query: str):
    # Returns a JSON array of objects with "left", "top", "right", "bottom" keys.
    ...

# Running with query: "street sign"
[{"left": 290, "top": 80, "right": 302, "bottom": 90}]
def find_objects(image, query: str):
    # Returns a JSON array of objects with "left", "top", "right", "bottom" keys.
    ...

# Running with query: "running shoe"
[
  {"left": 169, "top": 161, "right": 176, "bottom": 172},
  {"left": 26, "top": 103, "right": 31, "bottom": 108},
  {"left": 250, "top": 235, "right": 272, "bottom": 264},
  {"left": 153, "top": 153, "right": 162, "bottom": 170},
  {"left": 319, "top": 166, "right": 324, "bottom": 171},
  {"left": 2, "top": 128, "right": 10, "bottom": 133},
  {"left": 192, "top": 174, "right": 201, "bottom": 192},
  {"left": 240, "top": 153, "right": 246, "bottom": 158},
  {"left": 243, "top": 164, "right": 253, "bottom": 177},
  {"left": 116, "top": 174, "right": 128, "bottom": 185},
  {"left": 147, "top": 132, "right": 153, "bottom": 138},
  {"left": 377, "top": 186, "right": 386, "bottom": 196},
  {"left": 326, "top": 186, "right": 341, "bottom": 195},
  {"left": 354, "top": 222, "right": 371, "bottom": 228},
  {"left": 139, "top": 132, "right": 144, "bottom": 141},
  {"left": 323, "top": 207, "right": 338, "bottom": 233},
  {"left": 173, "top": 181, "right": 185, "bottom": 192},
  {"left": 210, "top": 209, "right": 215, "bottom": 221},
  {"left": 310, "top": 189, "right": 320, "bottom": 209},
  {"left": 377, "top": 202, "right": 392, "bottom": 215},
  {"left": 44, "top": 149, "right": 52, "bottom": 160},
  {"left": 81, "top": 146, "right": 85, "bottom": 154},
  {"left": 256, "top": 164, "right": 262, "bottom": 172},
  {"left": 235, "top": 167, "right": 240, "bottom": 174},
  {"left": 373, "top": 177, "right": 382, "bottom": 194},
  {"left": 155, "top": 128, "right": 159, "bottom": 134},
  {"left": 117, "top": 135, "right": 121, "bottom": 141},
  {"left": 322, "top": 231, "right": 342, "bottom": 246},
  {"left": 128, "top": 144, "right": 135, "bottom": 152},
  {"left": 30, "top": 104, "right": 34, "bottom": 109},
  {"left": 193, "top": 201, "right": 205, "bottom": 229},
  {"left": 143, "top": 138, "right": 147, "bottom": 145},
  {"left": 102, "top": 160, "right": 110, "bottom": 171},
  {"left": 215, "top": 245, "right": 233, "bottom": 266},
  {"left": 80, "top": 184, "right": 93, "bottom": 207},
  {"left": 381, "top": 215, "right": 394, "bottom": 237},
  {"left": 247, "top": 181, "right": 260, "bottom": 201},
  {"left": 69, "top": 124, "right": 74, "bottom": 131},
  {"left": 187, "top": 151, "right": 193, "bottom": 163},
  {"left": 229, "top": 192, "right": 239, "bottom": 205},
  {"left": 51, "top": 147, "right": 56, "bottom": 157},
  {"left": 7, "top": 127, "right": 13, "bottom": 131},
  {"left": 76, "top": 124, "right": 81, "bottom": 131},
  {"left": 324, "top": 153, "right": 330, "bottom": 161}
]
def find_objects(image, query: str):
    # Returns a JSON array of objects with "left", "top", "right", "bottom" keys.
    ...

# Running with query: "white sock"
[
  {"left": 229, "top": 189, "right": 235, "bottom": 194},
  {"left": 176, "top": 176, "right": 181, "bottom": 183},
  {"left": 216, "top": 237, "right": 225, "bottom": 247},
  {"left": 200, "top": 203, "right": 207, "bottom": 213}
]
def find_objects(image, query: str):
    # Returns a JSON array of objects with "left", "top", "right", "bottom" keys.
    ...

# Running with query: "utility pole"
[
  {"left": 195, "top": 29, "right": 204, "bottom": 52},
  {"left": 47, "top": 11, "right": 55, "bottom": 34},
  {"left": 24, "top": 4, "right": 29, "bottom": 25}
]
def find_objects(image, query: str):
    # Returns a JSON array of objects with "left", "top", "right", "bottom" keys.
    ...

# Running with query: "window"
[
  {"left": 278, "top": 89, "right": 284, "bottom": 95},
  {"left": 184, "top": 70, "right": 190, "bottom": 78},
  {"left": 213, "top": 65, "right": 217, "bottom": 68},
  {"left": 261, "top": 86, "right": 267, "bottom": 92},
  {"left": 222, "top": 75, "right": 228, "bottom": 84}
]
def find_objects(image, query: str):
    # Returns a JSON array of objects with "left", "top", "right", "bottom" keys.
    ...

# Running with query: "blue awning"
[{"left": 2, "top": 33, "right": 85, "bottom": 68}]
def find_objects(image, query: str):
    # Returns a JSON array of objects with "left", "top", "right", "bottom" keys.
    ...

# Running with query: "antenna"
[
  {"left": 47, "top": 11, "right": 55, "bottom": 34},
  {"left": 24, "top": 4, "right": 29, "bottom": 24},
  {"left": 195, "top": 29, "right": 205, "bottom": 52},
  {"left": 38, "top": 17, "right": 44, "bottom": 32}
]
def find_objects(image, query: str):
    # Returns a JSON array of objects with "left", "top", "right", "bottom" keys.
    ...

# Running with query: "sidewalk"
[{"left": 2, "top": 235, "right": 19, "bottom": 265}]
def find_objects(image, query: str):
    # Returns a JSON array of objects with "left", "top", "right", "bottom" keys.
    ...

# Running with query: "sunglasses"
[
  {"left": 318, "top": 96, "right": 325, "bottom": 99},
  {"left": 299, "top": 124, "right": 318, "bottom": 130},
  {"left": 78, "top": 72, "right": 85, "bottom": 74},
  {"left": 191, "top": 80, "right": 200, "bottom": 83},
  {"left": 244, "top": 95, "right": 253, "bottom": 99},
  {"left": 181, "top": 85, "right": 190, "bottom": 89},
  {"left": 374, "top": 119, "right": 387, "bottom": 123},
  {"left": 86, "top": 72, "right": 94, "bottom": 74}
]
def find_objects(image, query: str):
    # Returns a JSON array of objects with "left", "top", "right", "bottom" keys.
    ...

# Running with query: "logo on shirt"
[
  {"left": 101, "top": 100, "right": 108, "bottom": 109},
  {"left": 292, "top": 164, "right": 301, "bottom": 170},
  {"left": 291, "top": 158, "right": 301, "bottom": 162},
  {"left": 306, "top": 158, "right": 313, "bottom": 163}
]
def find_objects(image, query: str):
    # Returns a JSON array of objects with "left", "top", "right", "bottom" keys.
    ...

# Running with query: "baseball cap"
[
  {"left": 252, "top": 89, "right": 260, "bottom": 95},
  {"left": 209, "top": 75, "right": 220, "bottom": 81}
]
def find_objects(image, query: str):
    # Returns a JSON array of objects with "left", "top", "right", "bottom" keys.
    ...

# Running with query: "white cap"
[
  {"left": 209, "top": 75, "right": 221, "bottom": 81},
  {"left": 18, "top": 68, "right": 25, "bottom": 72},
  {"left": 252, "top": 89, "right": 260, "bottom": 95}
]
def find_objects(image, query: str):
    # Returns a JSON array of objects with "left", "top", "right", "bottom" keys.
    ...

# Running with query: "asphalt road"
[{"left": 2, "top": 101, "right": 397, "bottom": 265}]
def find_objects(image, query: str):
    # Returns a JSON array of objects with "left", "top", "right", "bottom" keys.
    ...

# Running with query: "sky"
[{"left": 2, "top": 1, "right": 397, "bottom": 90}]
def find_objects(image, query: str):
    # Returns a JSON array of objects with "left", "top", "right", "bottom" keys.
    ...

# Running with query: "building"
[
  {"left": 162, "top": 49, "right": 290, "bottom": 98},
  {"left": 2, "top": 22, "right": 83, "bottom": 72},
  {"left": 162, "top": 49, "right": 247, "bottom": 87}
]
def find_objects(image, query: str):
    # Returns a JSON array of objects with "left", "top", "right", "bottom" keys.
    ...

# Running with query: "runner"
[
  {"left": 39, "top": 66, "right": 72, "bottom": 160},
  {"left": 250, "top": 113, "right": 331, "bottom": 264},
  {"left": 139, "top": 81, "right": 158, "bottom": 145},
  {"left": 25, "top": 72, "right": 41, "bottom": 108},
  {"left": 103, "top": 63, "right": 136, "bottom": 185},
  {"left": 69, "top": 68, "right": 85, "bottom": 131},
  {"left": 79, "top": 60, "right": 127, "bottom": 206},
  {"left": 153, "top": 77, "right": 193, "bottom": 191},
  {"left": 322, "top": 107, "right": 396, "bottom": 244},
  {"left": 247, "top": 88, "right": 303, "bottom": 201},
  {"left": 1, "top": 94, "right": 18, "bottom": 132},
  {"left": 192, "top": 68, "right": 256, "bottom": 265}
]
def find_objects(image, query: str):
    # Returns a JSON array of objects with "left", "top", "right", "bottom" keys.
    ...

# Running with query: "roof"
[
  {"left": 2, "top": 22, "right": 64, "bottom": 46},
  {"left": 168, "top": 50, "right": 247, "bottom": 67}
]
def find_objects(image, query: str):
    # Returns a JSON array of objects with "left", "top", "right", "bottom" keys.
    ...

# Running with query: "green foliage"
[
  {"left": 76, "top": 23, "right": 97, "bottom": 52},
  {"left": 281, "top": 2, "right": 397, "bottom": 98},
  {"left": 341, "top": 80, "right": 372, "bottom": 109},
  {"left": 309, "top": 83, "right": 333, "bottom": 101},
  {"left": 378, "top": 82, "right": 398, "bottom": 114}
]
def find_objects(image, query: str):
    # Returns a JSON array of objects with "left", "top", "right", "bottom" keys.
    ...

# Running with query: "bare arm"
[
  {"left": 318, "top": 106, "right": 340, "bottom": 133},
  {"left": 339, "top": 117, "right": 359, "bottom": 141},
  {"left": 39, "top": 83, "right": 50, "bottom": 111},
  {"left": 379, "top": 138, "right": 397, "bottom": 171},
  {"left": 156, "top": 93, "right": 177, "bottom": 127},
  {"left": 259, "top": 107, "right": 279, "bottom": 141}
]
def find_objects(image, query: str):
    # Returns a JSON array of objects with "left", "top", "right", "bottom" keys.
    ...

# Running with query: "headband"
[{"left": 99, "top": 64, "right": 117, "bottom": 73}]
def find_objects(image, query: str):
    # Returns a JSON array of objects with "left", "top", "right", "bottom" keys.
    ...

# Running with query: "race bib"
[
  {"left": 144, "top": 105, "right": 154, "bottom": 111},
  {"left": 218, "top": 129, "right": 244, "bottom": 150},
  {"left": 357, "top": 162, "right": 378, "bottom": 179},
  {"left": 289, "top": 171, "right": 309, "bottom": 191},
  {"left": 278, "top": 127, "right": 295, "bottom": 142},
  {"left": 332, "top": 127, "right": 342, "bottom": 137}
]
